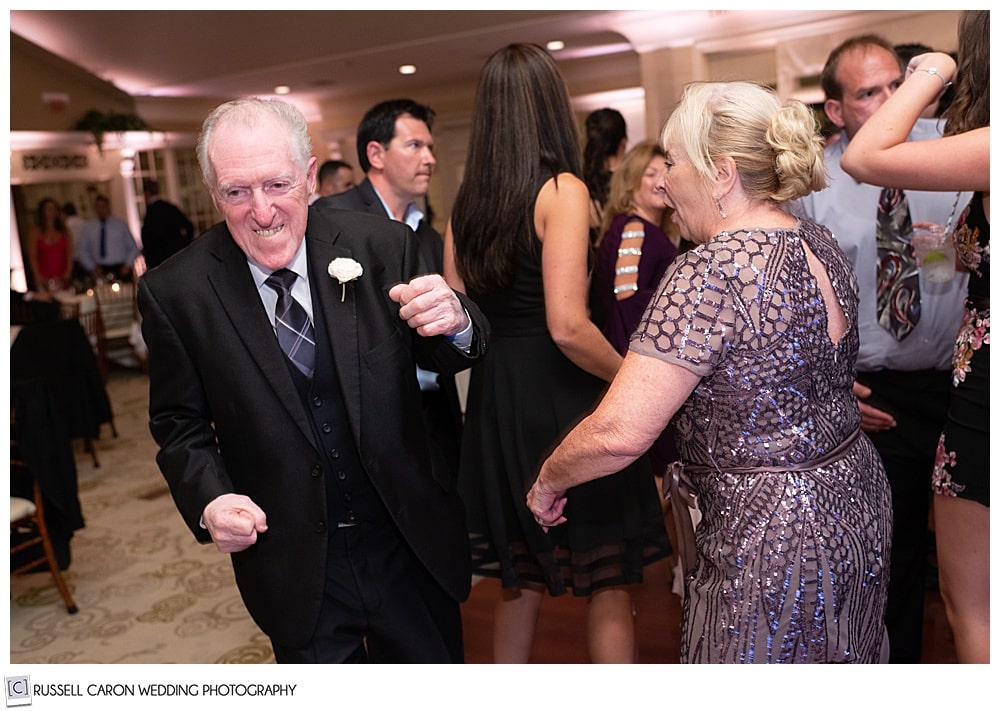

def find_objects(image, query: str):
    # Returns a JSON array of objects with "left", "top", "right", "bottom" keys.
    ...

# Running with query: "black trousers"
[
  {"left": 858, "top": 368, "right": 951, "bottom": 664},
  {"left": 270, "top": 520, "right": 464, "bottom": 664}
]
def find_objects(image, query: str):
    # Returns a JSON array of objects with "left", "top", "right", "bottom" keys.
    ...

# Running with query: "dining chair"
[
  {"left": 92, "top": 281, "right": 139, "bottom": 377},
  {"left": 60, "top": 297, "right": 106, "bottom": 380},
  {"left": 10, "top": 415, "right": 80, "bottom": 614}
]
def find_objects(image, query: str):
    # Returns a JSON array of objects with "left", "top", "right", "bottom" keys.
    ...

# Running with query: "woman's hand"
[{"left": 526, "top": 473, "right": 568, "bottom": 532}]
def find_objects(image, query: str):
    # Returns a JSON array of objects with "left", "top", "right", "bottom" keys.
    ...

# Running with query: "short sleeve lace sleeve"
[{"left": 629, "top": 245, "right": 735, "bottom": 377}]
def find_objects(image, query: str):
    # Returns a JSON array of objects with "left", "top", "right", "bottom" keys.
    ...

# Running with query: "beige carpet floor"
[{"left": 8, "top": 368, "right": 274, "bottom": 664}]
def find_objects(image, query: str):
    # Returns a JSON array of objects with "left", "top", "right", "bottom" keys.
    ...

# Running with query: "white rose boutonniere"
[{"left": 328, "top": 258, "right": 363, "bottom": 301}]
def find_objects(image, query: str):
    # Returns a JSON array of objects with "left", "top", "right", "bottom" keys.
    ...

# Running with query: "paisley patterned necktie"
[{"left": 875, "top": 187, "right": 919, "bottom": 340}]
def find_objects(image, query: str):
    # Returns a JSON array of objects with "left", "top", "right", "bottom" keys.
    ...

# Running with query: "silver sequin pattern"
[{"left": 631, "top": 219, "right": 892, "bottom": 663}]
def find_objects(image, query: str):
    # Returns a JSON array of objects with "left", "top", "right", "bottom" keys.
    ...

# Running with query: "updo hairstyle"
[{"left": 660, "top": 81, "right": 827, "bottom": 204}]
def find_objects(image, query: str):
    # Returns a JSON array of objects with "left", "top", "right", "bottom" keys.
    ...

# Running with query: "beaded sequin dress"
[{"left": 632, "top": 219, "right": 892, "bottom": 663}]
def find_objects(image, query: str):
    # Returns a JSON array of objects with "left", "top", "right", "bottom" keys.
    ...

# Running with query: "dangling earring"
[{"left": 715, "top": 198, "right": 727, "bottom": 219}]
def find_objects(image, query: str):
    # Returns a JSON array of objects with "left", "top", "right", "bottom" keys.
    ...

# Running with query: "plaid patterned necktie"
[
  {"left": 875, "top": 187, "right": 920, "bottom": 340},
  {"left": 266, "top": 269, "right": 315, "bottom": 378}
]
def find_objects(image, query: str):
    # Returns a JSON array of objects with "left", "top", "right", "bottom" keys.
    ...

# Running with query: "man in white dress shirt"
[{"left": 794, "top": 34, "right": 969, "bottom": 664}]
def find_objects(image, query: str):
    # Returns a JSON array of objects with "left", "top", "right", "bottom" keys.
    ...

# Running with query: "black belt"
[{"left": 667, "top": 427, "right": 863, "bottom": 581}]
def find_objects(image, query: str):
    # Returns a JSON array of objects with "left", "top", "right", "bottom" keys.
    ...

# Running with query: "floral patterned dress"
[{"left": 932, "top": 192, "right": 990, "bottom": 506}]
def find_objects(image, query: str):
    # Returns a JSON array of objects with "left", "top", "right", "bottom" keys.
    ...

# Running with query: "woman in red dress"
[{"left": 27, "top": 197, "right": 74, "bottom": 292}]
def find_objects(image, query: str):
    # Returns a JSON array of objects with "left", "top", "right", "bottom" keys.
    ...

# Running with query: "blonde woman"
[
  {"left": 529, "top": 81, "right": 892, "bottom": 663},
  {"left": 592, "top": 140, "right": 680, "bottom": 477}
]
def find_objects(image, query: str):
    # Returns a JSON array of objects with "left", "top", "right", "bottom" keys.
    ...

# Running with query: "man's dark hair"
[
  {"left": 820, "top": 34, "right": 900, "bottom": 102},
  {"left": 356, "top": 99, "right": 434, "bottom": 174},
  {"left": 318, "top": 159, "right": 352, "bottom": 183},
  {"left": 894, "top": 42, "right": 956, "bottom": 117},
  {"left": 893, "top": 42, "right": 933, "bottom": 65}
]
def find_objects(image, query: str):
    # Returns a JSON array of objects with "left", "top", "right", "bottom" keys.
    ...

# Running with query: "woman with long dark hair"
[
  {"left": 445, "top": 44, "right": 671, "bottom": 663},
  {"left": 583, "top": 107, "right": 628, "bottom": 239}
]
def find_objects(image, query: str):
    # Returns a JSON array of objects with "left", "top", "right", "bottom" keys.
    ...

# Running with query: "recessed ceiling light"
[
  {"left": 399, "top": 64, "right": 417, "bottom": 76},
  {"left": 274, "top": 85, "right": 291, "bottom": 95},
  {"left": 546, "top": 40, "right": 565, "bottom": 51}
]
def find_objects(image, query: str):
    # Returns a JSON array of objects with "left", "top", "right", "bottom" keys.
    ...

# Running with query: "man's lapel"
[
  {"left": 356, "top": 178, "right": 383, "bottom": 216},
  {"left": 306, "top": 213, "right": 364, "bottom": 430},
  {"left": 206, "top": 232, "right": 313, "bottom": 443}
]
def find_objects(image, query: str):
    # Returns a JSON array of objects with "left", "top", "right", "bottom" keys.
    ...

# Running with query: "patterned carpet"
[
  {"left": 7, "top": 367, "right": 972, "bottom": 690},
  {"left": 8, "top": 368, "right": 274, "bottom": 664}
]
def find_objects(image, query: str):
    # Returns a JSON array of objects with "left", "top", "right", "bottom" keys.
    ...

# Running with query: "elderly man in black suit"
[
  {"left": 318, "top": 98, "right": 465, "bottom": 496},
  {"left": 138, "top": 97, "right": 489, "bottom": 663}
]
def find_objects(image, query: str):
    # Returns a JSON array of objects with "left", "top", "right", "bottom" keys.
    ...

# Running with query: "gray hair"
[{"left": 197, "top": 98, "right": 313, "bottom": 188}]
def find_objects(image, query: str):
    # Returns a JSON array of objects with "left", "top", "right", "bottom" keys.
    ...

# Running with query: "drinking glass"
[{"left": 912, "top": 224, "right": 955, "bottom": 283}]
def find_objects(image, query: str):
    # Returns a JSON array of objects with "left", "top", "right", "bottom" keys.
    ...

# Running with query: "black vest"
[{"left": 283, "top": 296, "right": 386, "bottom": 530}]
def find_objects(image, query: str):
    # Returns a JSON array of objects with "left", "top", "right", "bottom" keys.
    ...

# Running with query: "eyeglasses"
[{"left": 216, "top": 178, "right": 300, "bottom": 206}]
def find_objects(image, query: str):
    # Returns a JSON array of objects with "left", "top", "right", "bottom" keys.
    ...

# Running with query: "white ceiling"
[{"left": 10, "top": 8, "right": 878, "bottom": 116}]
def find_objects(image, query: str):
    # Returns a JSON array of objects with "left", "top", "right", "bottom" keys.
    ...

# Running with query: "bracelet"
[{"left": 915, "top": 66, "right": 952, "bottom": 89}]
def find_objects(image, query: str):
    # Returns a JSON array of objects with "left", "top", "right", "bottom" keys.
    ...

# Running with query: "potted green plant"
[{"left": 75, "top": 109, "right": 151, "bottom": 153}]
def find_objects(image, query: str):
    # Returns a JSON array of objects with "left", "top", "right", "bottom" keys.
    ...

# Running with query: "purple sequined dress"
[{"left": 632, "top": 219, "right": 892, "bottom": 663}]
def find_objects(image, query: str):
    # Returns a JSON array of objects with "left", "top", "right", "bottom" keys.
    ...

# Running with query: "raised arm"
[{"left": 841, "top": 52, "right": 989, "bottom": 192}]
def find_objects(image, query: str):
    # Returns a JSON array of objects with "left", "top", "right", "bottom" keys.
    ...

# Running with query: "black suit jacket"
[
  {"left": 138, "top": 207, "right": 488, "bottom": 648},
  {"left": 317, "top": 179, "right": 465, "bottom": 478},
  {"left": 316, "top": 178, "right": 443, "bottom": 272}
]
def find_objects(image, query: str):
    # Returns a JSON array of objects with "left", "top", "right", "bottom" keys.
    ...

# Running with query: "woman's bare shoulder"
[{"left": 537, "top": 173, "right": 588, "bottom": 204}]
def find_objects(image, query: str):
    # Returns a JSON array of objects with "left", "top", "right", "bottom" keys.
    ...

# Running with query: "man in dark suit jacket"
[
  {"left": 317, "top": 98, "right": 465, "bottom": 490},
  {"left": 141, "top": 179, "right": 195, "bottom": 271},
  {"left": 138, "top": 98, "right": 489, "bottom": 663}
]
